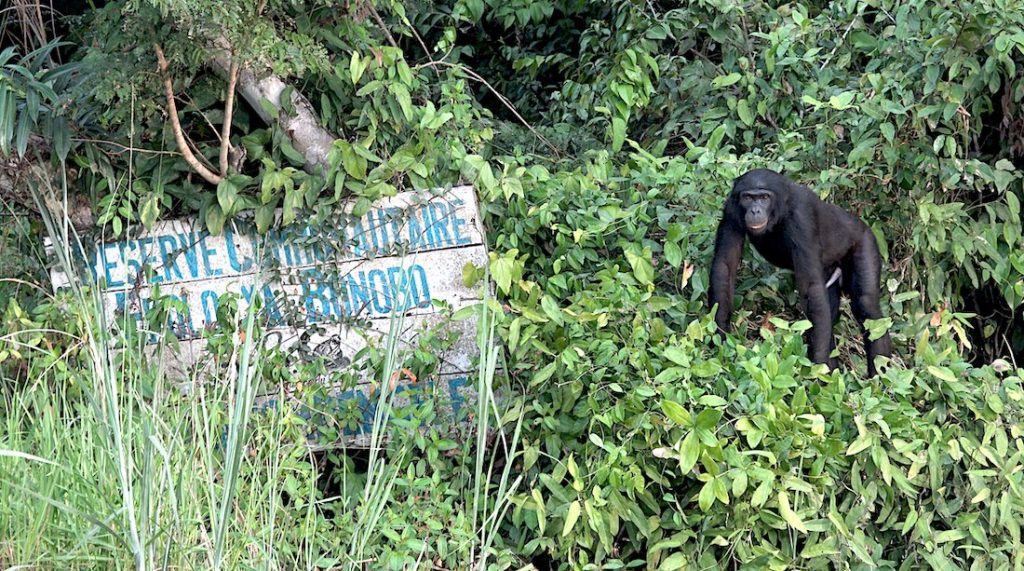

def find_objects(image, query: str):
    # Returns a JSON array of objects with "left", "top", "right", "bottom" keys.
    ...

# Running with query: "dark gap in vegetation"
[{"left": 962, "top": 283, "right": 1024, "bottom": 366}]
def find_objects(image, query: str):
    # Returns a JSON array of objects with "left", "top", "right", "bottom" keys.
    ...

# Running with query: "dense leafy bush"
[
  {"left": 3, "top": 0, "right": 1024, "bottom": 569},
  {"left": 482, "top": 148, "right": 1024, "bottom": 568}
]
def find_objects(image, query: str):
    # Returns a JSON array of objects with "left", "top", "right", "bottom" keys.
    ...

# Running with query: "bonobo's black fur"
[{"left": 708, "top": 169, "right": 893, "bottom": 376}]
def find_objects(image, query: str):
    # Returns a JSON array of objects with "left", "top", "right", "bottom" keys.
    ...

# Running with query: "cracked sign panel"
[{"left": 49, "top": 185, "right": 489, "bottom": 446}]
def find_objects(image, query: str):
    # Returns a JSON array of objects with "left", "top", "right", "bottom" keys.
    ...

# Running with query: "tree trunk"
[{"left": 208, "top": 43, "right": 336, "bottom": 172}]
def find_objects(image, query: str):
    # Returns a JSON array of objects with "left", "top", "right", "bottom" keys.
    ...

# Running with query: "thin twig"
[
  {"left": 820, "top": 10, "right": 859, "bottom": 71},
  {"left": 405, "top": 14, "right": 436, "bottom": 68},
  {"left": 153, "top": 43, "right": 223, "bottom": 185},
  {"left": 367, "top": 3, "right": 400, "bottom": 49},
  {"left": 71, "top": 138, "right": 180, "bottom": 155},
  {"left": 179, "top": 90, "right": 223, "bottom": 144},
  {"left": 431, "top": 61, "right": 561, "bottom": 156},
  {"left": 219, "top": 54, "right": 239, "bottom": 176}
]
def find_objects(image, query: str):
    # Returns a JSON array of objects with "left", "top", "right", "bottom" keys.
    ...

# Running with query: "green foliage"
[
  {"left": 5, "top": 0, "right": 1024, "bottom": 568},
  {"left": 481, "top": 146, "right": 1024, "bottom": 567},
  {"left": 0, "top": 40, "right": 86, "bottom": 160}
]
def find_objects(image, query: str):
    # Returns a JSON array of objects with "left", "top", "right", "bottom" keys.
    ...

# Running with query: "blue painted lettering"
[
  {"left": 368, "top": 269, "right": 391, "bottom": 314},
  {"left": 261, "top": 285, "right": 284, "bottom": 325},
  {"left": 450, "top": 199, "right": 471, "bottom": 245},
  {"left": 125, "top": 241, "right": 142, "bottom": 284},
  {"left": 346, "top": 271, "right": 371, "bottom": 315},
  {"left": 173, "top": 233, "right": 200, "bottom": 279},
  {"left": 406, "top": 208, "right": 424, "bottom": 250},
  {"left": 419, "top": 205, "right": 437, "bottom": 248},
  {"left": 199, "top": 231, "right": 222, "bottom": 277},
  {"left": 101, "top": 242, "right": 123, "bottom": 288},
  {"left": 428, "top": 203, "right": 453, "bottom": 246},
  {"left": 201, "top": 290, "right": 219, "bottom": 324},
  {"left": 225, "top": 229, "right": 253, "bottom": 272},
  {"left": 158, "top": 235, "right": 183, "bottom": 282},
  {"left": 447, "top": 376, "right": 469, "bottom": 416},
  {"left": 408, "top": 264, "right": 431, "bottom": 308}
]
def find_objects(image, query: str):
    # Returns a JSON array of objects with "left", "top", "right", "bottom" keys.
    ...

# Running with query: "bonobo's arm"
[
  {"left": 786, "top": 213, "right": 833, "bottom": 364},
  {"left": 709, "top": 217, "right": 745, "bottom": 333}
]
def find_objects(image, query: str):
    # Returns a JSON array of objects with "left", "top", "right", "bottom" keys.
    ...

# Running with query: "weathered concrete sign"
[{"left": 49, "top": 185, "right": 489, "bottom": 446}]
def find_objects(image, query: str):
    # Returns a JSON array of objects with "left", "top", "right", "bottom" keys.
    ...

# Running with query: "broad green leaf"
[
  {"left": 351, "top": 196, "right": 372, "bottom": 218},
  {"left": 508, "top": 318, "right": 522, "bottom": 352},
  {"left": 707, "top": 124, "right": 727, "bottom": 150},
  {"left": 847, "top": 435, "right": 872, "bottom": 456},
  {"left": 341, "top": 143, "right": 368, "bottom": 180},
  {"left": 848, "top": 533, "right": 874, "bottom": 565},
  {"left": 283, "top": 186, "right": 302, "bottom": 225},
  {"left": 901, "top": 510, "right": 918, "bottom": 534},
  {"left": 698, "top": 395, "right": 728, "bottom": 408},
  {"left": 140, "top": 194, "right": 160, "bottom": 229},
  {"left": 927, "top": 365, "right": 957, "bottom": 383},
  {"left": 541, "top": 296, "right": 564, "bottom": 325},
  {"left": 611, "top": 116, "right": 626, "bottom": 152},
  {"left": 678, "top": 431, "right": 699, "bottom": 473},
  {"left": 694, "top": 409, "right": 723, "bottom": 431},
  {"left": 625, "top": 247, "right": 654, "bottom": 285},
  {"left": 663, "top": 346, "right": 690, "bottom": 367},
  {"left": 934, "top": 529, "right": 967, "bottom": 544},
  {"left": 532, "top": 488, "right": 546, "bottom": 534},
  {"left": 880, "top": 122, "right": 895, "bottom": 143},
  {"left": 778, "top": 491, "right": 808, "bottom": 533},
  {"left": 698, "top": 479, "right": 716, "bottom": 511},
  {"left": 737, "top": 99, "right": 754, "bottom": 126},
  {"left": 801, "top": 538, "right": 839, "bottom": 559},
  {"left": 255, "top": 204, "right": 275, "bottom": 234},
  {"left": 350, "top": 51, "right": 365, "bottom": 84},
  {"left": 390, "top": 83, "right": 414, "bottom": 122},
  {"left": 828, "top": 91, "right": 856, "bottom": 109},
  {"left": 562, "top": 500, "right": 581, "bottom": 537},
  {"left": 217, "top": 178, "right": 239, "bottom": 216},
  {"left": 711, "top": 73, "right": 741, "bottom": 88},
  {"left": 664, "top": 241, "right": 682, "bottom": 267},
  {"left": 206, "top": 205, "right": 226, "bottom": 236},
  {"left": 532, "top": 362, "right": 557, "bottom": 385},
  {"left": 971, "top": 487, "right": 991, "bottom": 504},
  {"left": 732, "top": 470, "right": 748, "bottom": 497},
  {"left": 751, "top": 479, "right": 772, "bottom": 507},
  {"left": 491, "top": 255, "right": 515, "bottom": 294},
  {"left": 259, "top": 97, "right": 279, "bottom": 120},
  {"left": 713, "top": 477, "right": 729, "bottom": 505},
  {"left": 661, "top": 400, "right": 690, "bottom": 425},
  {"left": 658, "top": 553, "right": 688, "bottom": 571},
  {"left": 1007, "top": 191, "right": 1020, "bottom": 224}
]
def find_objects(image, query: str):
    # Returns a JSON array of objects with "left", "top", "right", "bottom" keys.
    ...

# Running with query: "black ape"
[{"left": 708, "top": 169, "right": 893, "bottom": 376}]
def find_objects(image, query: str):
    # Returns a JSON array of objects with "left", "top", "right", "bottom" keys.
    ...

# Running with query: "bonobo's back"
[{"left": 794, "top": 183, "right": 871, "bottom": 263}]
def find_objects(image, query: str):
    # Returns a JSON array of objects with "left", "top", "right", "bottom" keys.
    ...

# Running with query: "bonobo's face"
[{"left": 739, "top": 189, "right": 773, "bottom": 235}]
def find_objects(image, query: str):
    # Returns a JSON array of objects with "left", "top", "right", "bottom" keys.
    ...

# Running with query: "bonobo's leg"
[
  {"left": 848, "top": 230, "right": 893, "bottom": 376},
  {"left": 794, "top": 263, "right": 833, "bottom": 367},
  {"left": 826, "top": 271, "right": 841, "bottom": 369},
  {"left": 709, "top": 221, "right": 746, "bottom": 334}
]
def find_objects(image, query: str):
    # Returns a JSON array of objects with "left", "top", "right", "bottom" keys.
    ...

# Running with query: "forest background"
[{"left": 2, "top": 0, "right": 1024, "bottom": 569}]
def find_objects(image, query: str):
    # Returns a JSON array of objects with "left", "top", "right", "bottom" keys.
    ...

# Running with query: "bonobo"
[{"left": 708, "top": 169, "right": 893, "bottom": 376}]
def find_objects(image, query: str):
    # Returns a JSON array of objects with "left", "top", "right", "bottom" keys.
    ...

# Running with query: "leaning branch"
[
  {"left": 219, "top": 56, "right": 239, "bottom": 176},
  {"left": 208, "top": 38, "right": 335, "bottom": 172},
  {"left": 153, "top": 43, "right": 224, "bottom": 185}
]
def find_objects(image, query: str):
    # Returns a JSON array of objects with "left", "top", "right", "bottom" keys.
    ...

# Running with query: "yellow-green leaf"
[
  {"left": 778, "top": 491, "right": 808, "bottom": 533},
  {"left": 562, "top": 500, "right": 581, "bottom": 537}
]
